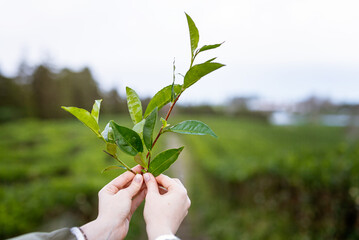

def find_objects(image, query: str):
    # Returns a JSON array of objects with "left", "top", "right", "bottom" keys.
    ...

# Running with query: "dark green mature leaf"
[
  {"left": 110, "top": 121, "right": 143, "bottom": 156},
  {"left": 149, "top": 147, "right": 184, "bottom": 176},
  {"left": 185, "top": 13, "right": 199, "bottom": 56},
  {"left": 167, "top": 120, "right": 217, "bottom": 138},
  {"left": 144, "top": 84, "right": 182, "bottom": 118},
  {"left": 183, "top": 62, "right": 225, "bottom": 89},
  {"left": 102, "top": 165, "right": 126, "bottom": 173},
  {"left": 197, "top": 42, "right": 224, "bottom": 54},
  {"left": 91, "top": 99, "right": 102, "bottom": 123},
  {"left": 126, "top": 87, "right": 143, "bottom": 124},
  {"left": 62, "top": 106, "right": 101, "bottom": 137},
  {"left": 143, "top": 108, "right": 158, "bottom": 151}
]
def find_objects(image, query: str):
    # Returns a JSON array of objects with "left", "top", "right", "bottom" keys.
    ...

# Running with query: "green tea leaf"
[
  {"left": 106, "top": 142, "right": 117, "bottom": 156},
  {"left": 102, "top": 122, "right": 115, "bottom": 143},
  {"left": 183, "top": 62, "right": 225, "bottom": 89},
  {"left": 171, "top": 59, "right": 176, "bottom": 102},
  {"left": 161, "top": 117, "right": 168, "bottom": 128},
  {"left": 134, "top": 153, "right": 146, "bottom": 168},
  {"left": 185, "top": 13, "right": 199, "bottom": 56},
  {"left": 62, "top": 106, "right": 101, "bottom": 137},
  {"left": 126, "top": 87, "right": 143, "bottom": 124},
  {"left": 102, "top": 165, "right": 126, "bottom": 173},
  {"left": 205, "top": 57, "right": 217, "bottom": 63},
  {"left": 197, "top": 42, "right": 224, "bottom": 54},
  {"left": 143, "top": 107, "right": 158, "bottom": 151},
  {"left": 91, "top": 99, "right": 102, "bottom": 123},
  {"left": 144, "top": 84, "right": 182, "bottom": 118},
  {"left": 167, "top": 120, "right": 217, "bottom": 138},
  {"left": 110, "top": 121, "right": 143, "bottom": 156},
  {"left": 149, "top": 147, "right": 184, "bottom": 176},
  {"left": 132, "top": 119, "right": 146, "bottom": 137}
]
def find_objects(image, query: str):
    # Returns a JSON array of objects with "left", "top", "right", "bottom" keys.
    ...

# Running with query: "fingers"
[
  {"left": 130, "top": 187, "right": 146, "bottom": 217},
  {"left": 122, "top": 174, "right": 143, "bottom": 198},
  {"left": 107, "top": 165, "right": 143, "bottom": 190},
  {"left": 155, "top": 174, "right": 177, "bottom": 191},
  {"left": 143, "top": 173, "right": 159, "bottom": 194}
]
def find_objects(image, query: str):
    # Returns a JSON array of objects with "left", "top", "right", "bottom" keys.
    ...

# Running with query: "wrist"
[
  {"left": 81, "top": 218, "right": 122, "bottom": 240},
  {"left": 146, "top": 224, "right": 174, "bottom": 240}
]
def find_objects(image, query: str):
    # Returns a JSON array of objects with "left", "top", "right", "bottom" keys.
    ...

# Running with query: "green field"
[{"left": 1, "top": 115, "right": 359, "bottom": 239}]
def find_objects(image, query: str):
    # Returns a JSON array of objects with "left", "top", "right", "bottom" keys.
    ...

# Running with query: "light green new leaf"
[
  {"left": 134, "top": 153, "right": 147, "bottom": 168},
  {"left": 149, "top": 147, "right": 184, "bottom": 176},
  {"left": 91, "top": 99, "right": 102, "bottom": 123},
  {"left": 167, "top": 120, "right": 217, "bottom": 138},
  {"left": 205, "top": 57, "right": 217, "bottom": 63},
  {"left": 62, "top": 106, "right": 101, "bottom": 138},
  {"left": 144, "top": 84, "right": 182, "bottom": 118},
  {"left": 197, "top": 42, "right": 224, "bottom": 54},
  {"left": 106, "top": 142, "right": 117, "bottom": 156},
  {"left": 110, "top": 121, "right": 143, "bottom": 156},
  {"left": 102, "top": 165, "right": 126, "bottom": 173},
  {"left": 143, "top": 108, "right": 158, "bottom": 151},
  {"left": 183, "top": 62, "right": 225, "bottom": 89},
  {"left": 185, "top": 13, "right": 199, "bottom": 56},
  {"left": 132, "top": 119, "right": 146, "bottom": 137},
  {"left": 126, "top": 87, "right": 143, "bottom": 124}
]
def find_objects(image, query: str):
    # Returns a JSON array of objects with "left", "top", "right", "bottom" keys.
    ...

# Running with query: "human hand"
[
  {"left": 81, "top": 165, "right": 145, "bottom": 240},
  {"left": 143, "top": 173, "right": 191, "bottom": 240}
]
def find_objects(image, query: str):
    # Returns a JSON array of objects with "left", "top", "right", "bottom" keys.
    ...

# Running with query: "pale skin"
[{"left": 81, "top": 166, "right": 191, "bottom": 240}]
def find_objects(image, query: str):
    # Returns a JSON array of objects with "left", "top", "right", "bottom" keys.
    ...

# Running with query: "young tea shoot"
[{"left": 62, "top": 13, "right": 225, "bottom": 176}]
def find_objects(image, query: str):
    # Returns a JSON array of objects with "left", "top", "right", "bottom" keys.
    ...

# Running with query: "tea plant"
[{"left": 62, "top": 13, "right": 224, "bottom": 176}]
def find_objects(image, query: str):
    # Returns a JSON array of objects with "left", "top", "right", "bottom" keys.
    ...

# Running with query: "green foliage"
[
  {"left": 143, "top": 108, "right": 158, "bottom": 151},
  {"left": 144, "top": 84, "right": 182, "bottom": 118},
  {"left": 91, "top": 99, "right": 102, "bottom": 123},
  {"left": 180, "top": 115, "right": 359, "bottom": 240},
  {"left": 149, "top": 147, "right": 184, "bottom": 176},
  {"left": 110, "top": 121, "right": 143, "bottom": 156},
  {"left": 61, "top": 106, "right": 102, "bottom": 139},
  {"left": 61, "top": 13, "right": 224, "bottom": 175},
  {"left": 185, "top": 13, "right": 199, "bottom": 57},
  {"left": 102, "top": 165, "right": 126, "bottom": 173},
  {"left": 126, "top": 87, "right": 143, "bottom": 124},
  {"left": 183, "top": 62, "right": 225, "bottom": 89},
  {"left": 197, "top": 42, "right": 224, "bottom": 54},
  {"left": 167, "top": 120, "right": 217, "bottom": 138}
]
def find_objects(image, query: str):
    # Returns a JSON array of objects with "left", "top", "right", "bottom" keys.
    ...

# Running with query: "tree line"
[{"left": 0, "top": 63, "right": 128, "bottom": 121}]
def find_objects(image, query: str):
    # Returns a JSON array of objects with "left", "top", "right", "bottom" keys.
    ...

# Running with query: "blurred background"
[{"left": 1, "top": 0, "right": 359, "bottom": 239}]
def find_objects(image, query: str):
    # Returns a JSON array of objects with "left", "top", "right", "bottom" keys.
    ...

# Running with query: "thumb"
[
  {"left": 143, "top": 173, "right": 159, "bottom": 194},
  {"left": 122, "top": 174, "right": 143, "bottom": 198}
]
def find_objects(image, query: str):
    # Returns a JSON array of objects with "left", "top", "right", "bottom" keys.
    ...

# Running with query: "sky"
[{"left": 0, "top": 0, "right": 358, "bottom": 105}]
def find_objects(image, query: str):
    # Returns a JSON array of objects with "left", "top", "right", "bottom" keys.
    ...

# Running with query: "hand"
[
  {"left": 81, "top": 165, "right": 145, "bottom": 240},
  {"left": 143, "top": 173, "right": 191, "bottom": 240}
]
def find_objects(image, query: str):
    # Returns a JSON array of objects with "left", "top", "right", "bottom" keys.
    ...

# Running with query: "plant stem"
[
  {"left": 146, "top": 91, "right": 183, "bottom": 168},
  {"left": 103, "top": 150, "right": 136, "bottom": 174}
]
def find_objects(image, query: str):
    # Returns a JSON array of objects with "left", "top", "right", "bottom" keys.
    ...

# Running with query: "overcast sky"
[{"left": 0, "top": 0, "right": 358, "bottom": 104}]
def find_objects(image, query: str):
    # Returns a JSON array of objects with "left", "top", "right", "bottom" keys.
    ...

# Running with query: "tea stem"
[
  {"left": 103, "top": 150, "right": 136, "bottom": 174},
  {"left": 147, "top": 91, "right": 183, "bottom": 168}
]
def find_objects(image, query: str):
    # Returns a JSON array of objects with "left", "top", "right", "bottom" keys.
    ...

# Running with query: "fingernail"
[
  {"left": 144, "top": 173, "right": 150, "bottom": 183},
  {"left": 134, "top": 174, "right": 142, "bottom": 183}
]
